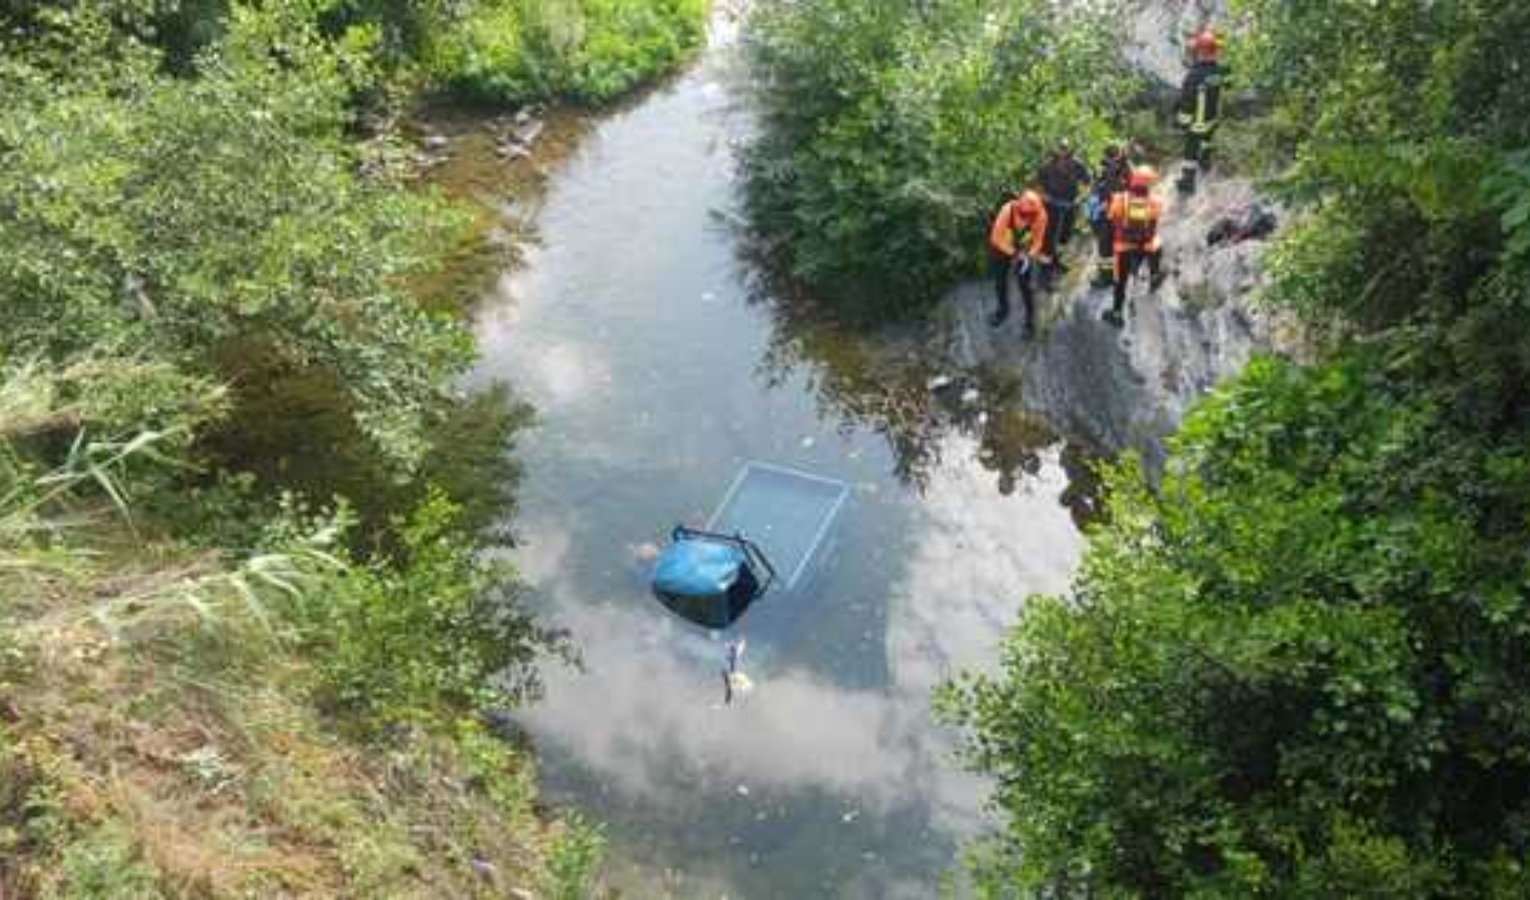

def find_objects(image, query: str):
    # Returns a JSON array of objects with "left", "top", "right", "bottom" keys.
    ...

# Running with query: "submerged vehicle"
[{"left": 651, "top": 462, "right": 850, "bottom": 630}]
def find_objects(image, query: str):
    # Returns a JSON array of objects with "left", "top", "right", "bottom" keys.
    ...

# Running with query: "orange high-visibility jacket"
[
  {"left": 1108, "top": 190, "right": 1163, "bottom": 253},
  {"left": 988, "top": 191, "right": 1048, "bottom": 258}
]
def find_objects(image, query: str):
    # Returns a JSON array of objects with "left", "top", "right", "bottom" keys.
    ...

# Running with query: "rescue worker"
[
  {"left": 986, "top": 182, "right": 1050, "bottom": 335},
  {"left": 1104, "top": 165, "right": 1165, "bottom": 327},
  {"left": 1175, "top": 27, "right": 1224, "bottom": 194},
  {"left": 1036, "top": 141, "right": 1092, "bottom": 270},
  {"left": 1088, "top": 144, "right": 1131, "bottom": 289}
]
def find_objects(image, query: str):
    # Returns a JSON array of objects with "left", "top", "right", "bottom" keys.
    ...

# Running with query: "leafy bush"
[
  {"left": 1235, "top": 0, "right": 1530, "bottom": 334},
  {"left": 941, "top": 3, "right": 1530, "bottom": 892},
  {"left": 940, "top": 352, "right": 1530, "bottom": 896},
  {"left": 0, "top": 3, "right": 469, "bottom": 468},
  {"left": 743, "top": 0, "right": 1131, "bottom": 320},
  {"left": 0, "top": 3, "right": 583, "bottom": 892},
  {"left": 544, "top": 813, "right": 607, "bottom": 900},
  {"left": 55, "top": 825, "right": 163, "bottom": 900},
  {"left": 271, "top": 491, "right": 562, "bottom": 731},
  {"left": 425, "top": 0, "right": 709, "bottom": 104}
]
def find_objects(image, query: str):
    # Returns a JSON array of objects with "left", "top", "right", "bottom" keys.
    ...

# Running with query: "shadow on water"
[
  {"left": 747, "top": 271, "right": 1106, "bottom": 528},
  {"left": 196, "top": 337, "right": 532, "bottom": 555}
]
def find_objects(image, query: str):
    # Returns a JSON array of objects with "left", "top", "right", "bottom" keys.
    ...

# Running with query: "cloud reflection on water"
[{"left": 516, "top": 435, "right": 1085, "bottom": 846}]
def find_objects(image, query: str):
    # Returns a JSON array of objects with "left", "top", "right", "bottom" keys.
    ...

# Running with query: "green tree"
[
  {"left": 743, "top": 0, "right": 1130, "bottom": 320},
  {"left": 0, "top": 2, "right": 468, "bottom": 467},
  {"left": 411, "top": 0, "right": 710, "bottom": 104},
  {"left": 941, "top": 351, "right": 1530, "bottom": 896},
  {"left": 942, "top": 0, "right": 1530, "bottom": 894}
]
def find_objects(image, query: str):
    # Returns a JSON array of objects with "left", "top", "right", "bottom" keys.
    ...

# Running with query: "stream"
[{"left": 467, "top": 17, "right": 1091, "bottom": 899}]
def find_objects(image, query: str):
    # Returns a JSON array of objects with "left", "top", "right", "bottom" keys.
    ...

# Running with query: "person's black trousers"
[
  {"left": 1092, "top": 217, "right": 1114, "bottom": 283},
  {"left": 989, "top": 249, "right": 1036, "bottom": 325},
  {"left": 1184, "top": 126, "right": 1216, "bottom": 168},
  {"left": 1042, "top": 198, "right": 1077, "bottom": 258},
  {"left": 1112, "top": 248, "right": 1162, "bottom": 313}
]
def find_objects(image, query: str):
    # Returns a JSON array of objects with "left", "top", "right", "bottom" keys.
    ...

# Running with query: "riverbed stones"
[
  {"left": 491, "top": 115, "right": 546, "bottom": 160},
  {"left": 918, "top": 173, "right": 1291, "bottom": 478},
  {"left": 513, "top": 118, "right": 545, "bottom": 147}
]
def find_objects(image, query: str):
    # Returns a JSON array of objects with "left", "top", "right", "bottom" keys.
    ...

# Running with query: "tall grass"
[{"left": 0, "top": 358, "right": 330, "bottom": 636}]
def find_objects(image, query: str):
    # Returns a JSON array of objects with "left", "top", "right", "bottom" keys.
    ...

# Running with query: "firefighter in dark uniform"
[{"left": 1176, "top": 27, "right": 1225, "bottom": 194}]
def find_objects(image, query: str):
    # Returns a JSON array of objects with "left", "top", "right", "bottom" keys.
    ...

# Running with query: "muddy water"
[{"left": 469, "top": 19, "right": 1087, "bottom": 899}]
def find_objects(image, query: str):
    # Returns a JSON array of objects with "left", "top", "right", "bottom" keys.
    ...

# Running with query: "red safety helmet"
[
  {"left": 1128, "top": 165, "right": 1159, "bottom": 190},
  {"left": 1190, "top": 27, "right": 1221, "bottom": 63}
]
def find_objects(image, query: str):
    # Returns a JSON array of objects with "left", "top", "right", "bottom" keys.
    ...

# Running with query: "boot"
[
  {"left": 1102, "top": 307, "right": 1124, "bottom": 328},
  {"left": 1150, "top": 271, "right": 1167, "bottom": 292},
  {"left": 989, "top": 308, "right": 1008, "bottom": 328},
  {"left": 1176, "top": 163, "right": 1197, "bottom": 194},
  {"left": 1022, "top": 318, "right": 1037, "bottom": 340}
]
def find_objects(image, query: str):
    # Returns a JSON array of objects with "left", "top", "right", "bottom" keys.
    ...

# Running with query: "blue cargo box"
[{"left": 651, "top": 462, "right": 850, "bottom": 629}]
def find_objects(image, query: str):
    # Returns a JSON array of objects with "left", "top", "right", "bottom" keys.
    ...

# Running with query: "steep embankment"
[
  {"left": 0, "top": 534, "right": 571, "bottom": 899},
  {"left": 942, "top": 0, "right": 1530, "bottom": 890},
  {"left": 0, "top": 1, "right": 712, "bottom": 895},
  {"left": 924, "top": 0, "right": 1297, "bottom": 469},
  {"left": 939, "top": 178, "right": 1287, "bottom": 471}
]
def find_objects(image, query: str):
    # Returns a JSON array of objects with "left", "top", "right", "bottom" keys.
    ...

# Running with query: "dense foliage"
[
  {"left": 0, "top": 365, "right": 590, "bottom": 894},
  {"left": 1238, "top": 0, "right": 1530, "bottom": 335},
  {"left": 743, "top": 0, "right": 1130, "bottom": 319},
  {"left": 2, "top": 0, "right": 709, "bottom": 108},
  {"left": 1, "top": 2, "right": 467, "bottom": 467},
  {"left": 0, "top": 0, "right": 677, "bottom": 892},
  {"left": 278, "top": 490, "right": 564, "bottom": 731},
  {"left": 943, "top": 351, "right": 1530, "bottom": 895},
  {"left": 943, "top": 0, "right": 1530, "bottom": 895},
  {"left": 421, "top": 0, "right": 709, "bottom": 104}
]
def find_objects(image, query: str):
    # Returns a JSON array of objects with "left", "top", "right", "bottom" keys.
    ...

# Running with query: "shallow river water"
[{"left": 470, "top": 18, "right": 1088, "bottom": 898}]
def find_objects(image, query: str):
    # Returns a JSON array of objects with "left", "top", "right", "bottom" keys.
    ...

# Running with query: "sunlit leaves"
[
  {"left": 1484, "top": 149, "right": 1530, "bottom": 266},
  {"left": 1237, "top": 0, "right": 1530, "bottom": 333},
  {"left": 422, "top": 0, "right": 708, "bottom": 104}
]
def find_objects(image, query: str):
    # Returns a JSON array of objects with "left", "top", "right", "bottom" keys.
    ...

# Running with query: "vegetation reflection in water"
[{"left": 464, "top": 15, "right": 1094, "bottom": 898}]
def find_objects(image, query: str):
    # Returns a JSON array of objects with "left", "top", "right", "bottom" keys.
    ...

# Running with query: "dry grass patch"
[{"left": 0, "top": 533, "right": 562, "bottom": 899}]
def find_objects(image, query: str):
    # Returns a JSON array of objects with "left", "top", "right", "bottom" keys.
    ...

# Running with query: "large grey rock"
[
  {"left": 1120, "top": 0, "right": 1227, "bottom": 87},
  {"left": 929, "top": 177, "right": 1287, "bottom": 473}
]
